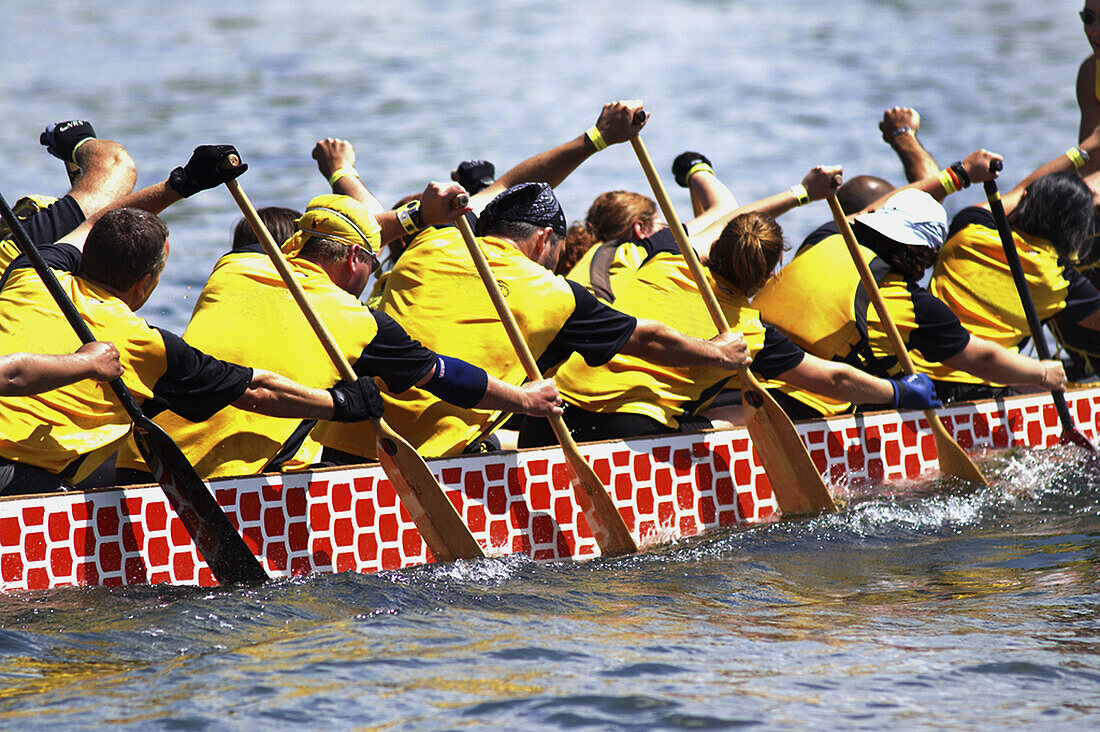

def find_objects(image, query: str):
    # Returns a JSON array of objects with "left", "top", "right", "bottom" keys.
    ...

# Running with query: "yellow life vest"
[
  {"left": 554, "top": 252, "right": 766, "bottom": 428},
  {"left": 565, "top": 240, "right": 647, "bottom": 303},
  {"left": 0, "top": 267, "right": 167, "bottom": 481},
  {"left": 752, "top": 233, "right": 916, "bottom": 415},
  {"left": 924, "top": 218, "right": 1068, "bottom": 384},
  {"left": 116, "top": 252, "right": 379, "bottom": 478},
  {"left": 316, "top": 226, "right": 577, "bottom": 458}
]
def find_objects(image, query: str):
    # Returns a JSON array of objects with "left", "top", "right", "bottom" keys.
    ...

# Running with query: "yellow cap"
[{"left": 283, "top": 194, "right": 381, "bottom": 257}]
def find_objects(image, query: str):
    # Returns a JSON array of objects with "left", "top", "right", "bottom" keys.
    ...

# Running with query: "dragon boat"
[{"left": 1, "top": 387, "right": 1097, "bottom": 593}]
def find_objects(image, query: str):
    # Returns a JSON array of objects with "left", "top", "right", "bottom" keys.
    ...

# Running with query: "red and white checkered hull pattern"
[{"left": 2, "top": 389, "right": 1097, "bottom": 592}]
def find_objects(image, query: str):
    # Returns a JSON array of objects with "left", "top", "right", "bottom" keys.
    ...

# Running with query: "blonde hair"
[
  {"left": 705, "top": 212, "right": 787, "bottom": 293},
  {"left": 555, "top": 190, "right": 657, "bottom": 275}
]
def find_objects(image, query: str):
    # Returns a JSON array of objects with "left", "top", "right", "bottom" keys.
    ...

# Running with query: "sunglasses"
[{"left": 1083, "top": 9, "right": 1099, "bottom": 25}]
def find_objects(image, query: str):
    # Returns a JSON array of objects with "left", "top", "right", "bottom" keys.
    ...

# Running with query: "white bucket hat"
[{"left": 853, "top": 189, "right": 948, "bottom": 249}]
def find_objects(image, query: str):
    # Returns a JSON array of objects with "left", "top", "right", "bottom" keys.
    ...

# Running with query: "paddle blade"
[
  {"left": 548, "top": 417, "right": 637, "bottom": 557},
  {"left": 132, "top": 418, "right": 268, "bottom": 585},
  {"left": 561, "top": 448, "right": 638, "bottom": 558},
  {"left": 924, "top": 410, "right": 989, "bottom": 486},
  {"left": 1060, "top": 426, "right": 1100, "bottom": 453},
  {"left": 740, "top": 374, "right": 837, "bottom": 517},
  {"left": 373, "top": 421, "right": 484, "bottom": 562}
]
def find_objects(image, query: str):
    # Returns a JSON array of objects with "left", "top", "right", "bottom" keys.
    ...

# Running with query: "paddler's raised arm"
[
  {"left": 311, "top": 137, "right": 387, "bottom": 216},
  {"left": 61, "top": 144, "right": 249, "bottom": 248},
  {"left": 468, "top": 100, "right": 648, "bottom": 214},
  {"left": 687, "top": 165, "right": 842, "bottom": 255},
  {"left": 672, "top": 151, "right": 740, "bottom": 234}
]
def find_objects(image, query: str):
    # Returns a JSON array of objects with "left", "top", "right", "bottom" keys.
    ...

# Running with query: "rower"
[
  {"left": 520, "top": 202, "right": 942, "bottom": 445},
  {"left": 0, "top": 343, "right": 122, "bottom": 396},
  {"left": 561, "top": 151, "right": 738, "bottom": 303},
  {"left": 928, "top": 130, "right": 1100, "bottom": 399},
  {"left": 317, "top": 177, "right": 751, "bottom": 462},
  {"left": 0, "top": 163, "right": 390, "bottom": 495},
  {"left": 116, "top": 185, "right": 564, "bottom": 481},
  {"left": 753, "top": 154, "right": 1067, "bottom": 416}
]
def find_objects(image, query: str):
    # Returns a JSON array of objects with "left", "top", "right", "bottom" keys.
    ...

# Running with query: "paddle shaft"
[
  {"left": 982, "top": 176, "right": 1085, "bottom": 440},
  {"left": 454, "top": 215, "right": 637, "bottom": 555},
  {"left": 0, "top": 191, "right": 268, "bottom": 585},
  {"left": 827, "top": 196, "right": 989, "bottom": 485},
  {"left": 225, "top": 179, "right": 483, "bottom": 562},
  {"left": 629, "top": 133, "right": 837, "bottom": 515}
]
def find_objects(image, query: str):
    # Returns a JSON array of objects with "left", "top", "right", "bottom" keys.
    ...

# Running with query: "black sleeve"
[
  {"left": 637, "top": 227, "right": 681, "bottom": 264},
  {"left": 1, "top": 242, "right": 83, "bottom": 290},
  {"left": 1055, "top": 266, "right": 1100, "bottom": 324},
  {"left": 947, "top": 206, "right": 995, "bottom": 240},
  {"left": 353, "top": 310, "right": 439, "bottom": 393},
  {"left": 19, "top": 195, "right": 84, "bottom": 246},
  {"left": 145, "top": 328, "right": 253, "bottom": 422},
  {"left": 538, "top": 280, "right": 638, "bottom": 372},
  {"left": 750, "top": 325, "right": 806, "bottom": 380},
  {"left": 797, "top": 221, "right": 839, "bottom": 253},
  {"left": 906, "top": 284, "right": 971, "bottom": 362}
]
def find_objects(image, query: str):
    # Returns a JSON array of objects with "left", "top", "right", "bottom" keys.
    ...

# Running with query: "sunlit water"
[{"left": 2, "top": 0, "right": 1099, "bottom": 727}]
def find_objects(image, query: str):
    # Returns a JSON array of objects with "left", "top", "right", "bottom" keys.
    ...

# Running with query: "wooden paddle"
[
  {"left": 629, "top": 134, "right": 837, "bottom": 516},
  {"left": 982, "top": 162, "right": 1098, "bottom": 455},
  {"left": 0, "top": 191, "right": 269, "bottom": 586},
  {"left": 453, "top": 214, "right": 638, "bottom": 557},
  {"left": 826, "top": 196, "right": 990, "bottom": 485},
  {"left": 225, "top": 178, "right": 484, "bottom": 563}
]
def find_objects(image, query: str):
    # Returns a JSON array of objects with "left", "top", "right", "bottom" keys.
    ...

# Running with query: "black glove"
[
  {"left": 672, "top": 151, "right": 713, "bottom": 188},
  {"left": 327, "top": 376, "right": 385, "bottom": 422},
  {"left": 40, "top": 120, "right": 96, "bottom": 164},
  {"left": 168, "top": 144, "right": 248, "bottom": 198},
  {"left": 451, "top": 159, "right": 496, "bottom": 195}
]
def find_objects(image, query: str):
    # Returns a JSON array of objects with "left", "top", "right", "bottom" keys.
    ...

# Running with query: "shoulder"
[
  {"left": 798, "top": 221, "right": 840, "bottom": 253},
  {"left": 947, "top": 206, "right": 995, "bottom": 239}
]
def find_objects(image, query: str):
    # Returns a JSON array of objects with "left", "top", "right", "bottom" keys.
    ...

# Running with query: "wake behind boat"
[{"left": 1, "top": 386, "right": 1094, "bottom": 593}]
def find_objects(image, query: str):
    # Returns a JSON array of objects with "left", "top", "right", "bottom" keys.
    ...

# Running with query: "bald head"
[{"left": 837, "top": 175, "right": 896, "bottom": 214}]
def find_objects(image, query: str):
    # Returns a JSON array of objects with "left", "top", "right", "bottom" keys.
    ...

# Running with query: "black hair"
[
  {"left": 79, "top": 208, "right": 169, "bottom": 290},
  {"left": 1010, "top": 172, "right": 1096, "bottom": 263}
]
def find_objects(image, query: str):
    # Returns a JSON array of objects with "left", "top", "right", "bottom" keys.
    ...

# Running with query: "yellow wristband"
[
  {"left": 69, "top": 136, "right": 94, "bottom": 164},
  {"left": 328, "top": 167, "right": 359, "bottom": 187},
  {"left": 938, "top": 169, "right": 958, "bottom": 195},
  {"left": 1066, "top": 147, "right": 1088, "bottom": 169},
  {"left": 585, "top": 126, "right": 608, "bottom": 152},
  {"left": 789, "top": 183, "right": 809, "bottom": 206},
  {"left": 686, "top": 161, "right": 714, "bottom": 180}
]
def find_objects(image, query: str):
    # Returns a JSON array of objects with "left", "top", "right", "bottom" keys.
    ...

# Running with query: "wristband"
[
  {"left": 686, "top": 161, "right": 715, "bottom": 181},
  {"left": 327, "top": 167, "right": 359, "bottom": 187},
  {"left": 890, "top": 126, "right": 912, "bottom": 139},
  {"left": 585, "top": 126, "right": 608, "bottom": 152},
  {"left": 69, "top": 136, "right": 94, "bottom": 164},
  {"left": 949, "top": 161, "right": 971, "bottom": 188},
  {"left": 395, "top": 200, "right": 425, "bottom": 235},
  {"left": 789, "top": 184, "right": 810, "bottom": 206},
  {"left": 938, "top": 169, "right": 958, "bottom": 195},
  {"left": 1066, "top": 147, "right": 1089, "bottom": 169}
]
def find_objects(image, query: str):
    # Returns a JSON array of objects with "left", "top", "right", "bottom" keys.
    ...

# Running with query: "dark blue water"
[{"left": 2, "top": 0, "right": 1099, "bottom": 727}]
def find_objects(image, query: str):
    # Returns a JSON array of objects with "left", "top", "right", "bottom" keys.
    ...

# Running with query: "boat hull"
[{"left": 1, "top": 389, "right": 1096, "bottom": 592}]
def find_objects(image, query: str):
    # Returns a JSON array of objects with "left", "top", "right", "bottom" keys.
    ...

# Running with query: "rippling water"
[{"left": 2, "top": 0, "right": 1099, "bottom": 727}]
